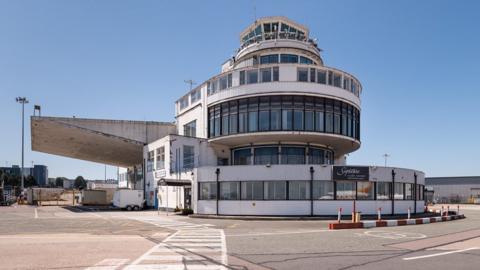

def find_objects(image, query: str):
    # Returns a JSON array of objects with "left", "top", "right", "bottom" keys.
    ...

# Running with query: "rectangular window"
[
  {"left": 147, "top": 150, "right": 154, "bottom": 172},
  {"left": 214, "top": 105, "right": 221, "bottom": 136},
  {"left": 220, "top": 182, "right": 240, "bottom": 200},
  {"left": 248, "top": 111, "right": 258, "bottom": 132},
  {"left": 247, "top": 69, "right": 258, "bottom": 84},
  {"left": 282, "top": 110, "right": 293, "bottom": 130},
  {"left": 260, "top": 68, "right": 272, "bottom": 82},
  {"left": 227, "top": 73, "right": 232, "bottom": 88},
  {"left": 183, "top": 120, "right": 197, "bottom": 137},
  {"left": 190, "top": 88, "right": 201, "bottom": 103},
  {"left": 233, "top": 148, "right": 251, "bottom": 165},
  {"left": 259, "top": 110, "right": 270, "bottom": 131},
  {"left": 328, "top": 71, "right": 333, "bottom": 85},
  {"left": 405, "top": 183, "right": 414, "bottom": 200},
  {"left": 199, "top": 182, "right": 217, "bottom": 200},
  {"left": 221, "top": 103, "right": 229, "bottom": 136},
  {"left": 336, "top": 181, "right": 356, "bottom": 200},
  {"left": 179, "top": 96, "right": 189, "bottom": 110},
  {"left": 260, "top": 54, "right": 279, "bottom": 64},
  {"left": 293, "top": 110, "right": 304, "bottom": 130},
  {"left": 272, "top": 66, "right": 279, "bottom": 81},
  {"left": 312, "top": 181, "right": 334, "bottom": 199},
  {"left": 183, "top": 145, "right": 195, "bottom": 169},
  {"left": 281, "top": 147, "right": 305, "bottom": 164},
  {"left": 394, "top": 183, "right": 405, "bottom": 200},
  {"left": 280, "top": 54, "right": 298, "bottom": 63},
  {"left": 310, "top": 68, "right": 316, "bottom": 82},
  {"left": 333, "top": 73, "right": 342, "bottom": 87},
  {"left": 299, "top": 56, "right": 313, "bottom": 64},
  {"left": 229, "top": 101, "right": 238, "bottom": 134},
  {"left": 377, "top": 182, "right": 392, "bottom": 200},
  {"left": 297, "top": 68, "right": 308, "bottom": 82},
  {"left": 241, "top": 181, "right": 264, "bottom": 200},
  {"left": 305, "top": 110, "right": 314, "bottom": 131},
  {"left": 238, "top": 99, "right": 248, "bottom": 133},
  {"left": 239, "top": 70, "right": 245, "bottom": 85},
  {"left": 156, "top": 147, "right": 165, "bottom": 170},
  {"left": 308, "top": 148, "right": 325, "bottom": 164},
  {"left": 264, "top": 181, "right": 287, "bottom": 200},
  {"left": 357, "top": 182, "right": 374, "bottom": 200},
  {"left": 289, "top": 181, "right": 310, "bottom": 200},
  {"left": 219, "top": 75, "right": 228, "bottom": 90},
  {"left": 254, "top": 147, "right": 279, "bottom": 165},
  {"left": 317, "top": 70, "right": 327, "bottom": 84}
]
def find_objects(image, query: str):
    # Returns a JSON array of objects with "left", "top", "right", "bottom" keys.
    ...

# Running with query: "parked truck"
[{"left": 112, "top": 189, "right": 144, "bottom": 210}]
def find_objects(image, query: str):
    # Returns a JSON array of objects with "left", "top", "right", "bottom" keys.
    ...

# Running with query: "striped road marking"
[
  {"left": 124, "top": 217, "right": 227, "bottom": 270},
  {"left": 85, "top": 258, "right": 129, "bottom": 270}
]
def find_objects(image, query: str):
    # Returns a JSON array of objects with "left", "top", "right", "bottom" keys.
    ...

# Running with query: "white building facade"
[{"left": 144, "top": 17, "right": 425, "bottom": 216}]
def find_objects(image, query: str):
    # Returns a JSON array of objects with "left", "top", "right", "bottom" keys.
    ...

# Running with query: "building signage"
[
  {"left": 333, "top": 166, "right": 369, "bottom": 181},
  {"left": 154, "top": 169, "right": 166, "bottom": 179}
]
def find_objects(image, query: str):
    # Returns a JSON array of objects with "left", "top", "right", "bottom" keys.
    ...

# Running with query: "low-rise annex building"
[{"left": 144, "top": 16, "right": 425, "bottom": 216}]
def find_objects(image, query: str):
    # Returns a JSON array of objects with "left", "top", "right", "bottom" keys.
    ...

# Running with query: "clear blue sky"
[{"left": 1, "top": 0, "right": 479, "bottom": 179}]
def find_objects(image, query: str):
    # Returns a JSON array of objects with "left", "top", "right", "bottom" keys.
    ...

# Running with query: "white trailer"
[{"left": 112, "top": 189, "right": 144, "bottom": 210}]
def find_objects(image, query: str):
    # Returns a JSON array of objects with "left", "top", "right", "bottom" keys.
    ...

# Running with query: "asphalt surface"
[{"left": 0, "top": 204, "right": 479, "bottom": 270}]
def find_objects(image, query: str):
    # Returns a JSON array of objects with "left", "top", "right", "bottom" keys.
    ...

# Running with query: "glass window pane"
[
  {"left": 305, "top": 111, "right": 314, "bottom": 131},
  {"left": 312, "top": 181, "right": 334, "bottom": 199},
  {"left": 220, "top": 182, "right": 240, "bottom": 200},
  {"left": 261, "top": 68, "right": 272, "bottom": 82},
  {"left": 281, "top": 147, "right": 305, "bottom": 164},
  {"left": 264, "top": 181, "right": 287, "bottom": 200},
  {"left": 298, "top": 68, "right": 308, "bottom": 82},
  {"left": 183, "top": 145, "right": 195, "bottom": 169},
  {"left": 240, "top": 71, "right": 245, "bottom": 85},
  {"left": 317, "top": 70, "right": 326, "bottom": 84},
  {"left": 282, "top": 110, "right": 292, "bottom": 130},
  {"left": 377, "top": 182, "right": 392, "bottom": 200},
  {"left": 259, "top": 110, "right": 270, "bottom": 131},
  {"left": 289, "top": 181, "right": 310, "bottom": 200},
  {"left": 234, "top": 148, "right": 251, "bottom": 165},
  {"left": 394, "top": 183, "right": 405, "bottom": 200},
  {"left": 357, "top": 182, "right": 374, "bottom": 200},
  {"left": 247, "top": 70, "right": 258, "bottom": 84},
  {"left": 309, "top": 148, "right": 324, "bottom": 164},
  {"left": 272, "top": 66, "right": 279, "bottom": 81},
  {"left": 199, "top": 182, "right": 217, "bottom": 200},
  {"left": 293, "top": 110, "right": 304, "bottom": 130},
  {"left": 280, "top": 54, "right": 298, "bottom": 63},
  {"left": 248, "top": 111, "right": 258, "bottom": 132},
  {"left": 405, "top": 183, "right": 414, "bottom": 200},
  {"left": 241, "top": 181, "right": 264, "bottom": 200},
  {"left": 254, "top": 147, "right": 279, "bottom": 165},
  {"left": 336, "top": 181, "right": 356, "bottom": 200},
  {"left": 270, "top": 109, "right": 281, "bottom": 130}
]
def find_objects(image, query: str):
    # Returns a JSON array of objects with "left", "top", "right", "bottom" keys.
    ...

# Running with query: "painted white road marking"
[
  {"left": 124, "top": 216, "right": 228, "bottom": 270},
  {"left": 364, "top": 231, "right": 426, "bottom": 240},
  {"left": 403, "top": 247, "right": 479, "bottom": 260},
  {"left": 34, "top": 208, "right": 38, "bottom": 219},
  {"left": 226, "top": 229, "right": 334, "bottom": 237},
  {"left": 85, "top": 258, "right": 129, "bottom": 270}
]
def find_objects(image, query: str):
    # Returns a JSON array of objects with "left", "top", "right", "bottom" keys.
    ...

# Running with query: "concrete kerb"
[{"left": 328, "top": 214, "right": 466, "bottom": 230}]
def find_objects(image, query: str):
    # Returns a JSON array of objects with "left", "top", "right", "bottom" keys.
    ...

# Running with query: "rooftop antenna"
[
  {"left": 253, "top": 0, "right": 257, "bottom": 22},
  {"left": 383, "top": 153, "right": 390, "bottom": 167},
  {"left": 184, "top": 79, "right": 197, "bottom": 91}
]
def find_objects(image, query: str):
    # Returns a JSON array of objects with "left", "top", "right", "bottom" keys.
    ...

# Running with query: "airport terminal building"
[{"left": 32, "top": 17, "right": 425, "bottom": 216}]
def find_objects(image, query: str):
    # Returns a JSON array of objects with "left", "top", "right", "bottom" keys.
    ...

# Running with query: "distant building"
[
  {"left": 87, "top": 179, "right": 118, "bottom": 190},
  {"left": 0, "top": 165, "right": 48, "bottom": 187},
  {"left": 425, "top": 176, "right": 480, "bottom": 203}
]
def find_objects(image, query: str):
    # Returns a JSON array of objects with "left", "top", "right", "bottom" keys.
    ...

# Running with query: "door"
[{"left": 184, "top": 187, "right": 192, "bottom": 209}]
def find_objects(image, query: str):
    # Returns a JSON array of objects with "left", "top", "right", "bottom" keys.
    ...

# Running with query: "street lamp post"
[
  {"left": 16, "top": 97, "right": 29, "bottom": 190},
  {"left": 383, "top": 153, "right": 390, "bottom": 167}
]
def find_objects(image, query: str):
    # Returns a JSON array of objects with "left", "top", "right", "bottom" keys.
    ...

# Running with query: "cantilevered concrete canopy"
[{"left": 31, "top": 116, "right": 176, "bottom": 167}]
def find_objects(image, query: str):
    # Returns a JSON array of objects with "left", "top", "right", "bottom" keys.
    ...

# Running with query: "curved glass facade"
[
  {"left": 208, "top": 95, "right": 360, "bottom": 140},
  {"left": 232, "top": 144, "right": 334, "bottom": 166}
]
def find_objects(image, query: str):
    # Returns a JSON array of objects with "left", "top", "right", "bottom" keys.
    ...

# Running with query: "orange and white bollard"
[
  {"left": 377, "top": 207, "right": 382, "bottom": 221},
  {"left": 338, "top": 208, "right": 342, "bottom": 223}
]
